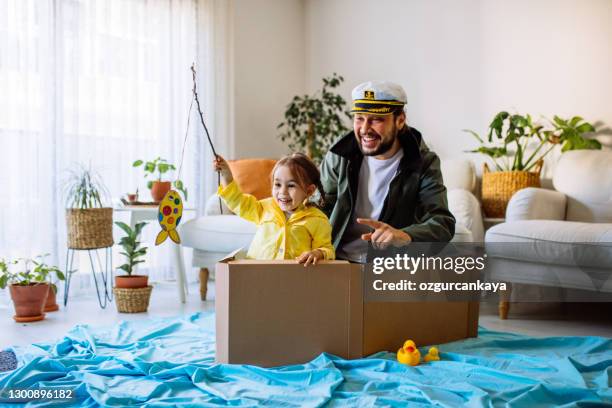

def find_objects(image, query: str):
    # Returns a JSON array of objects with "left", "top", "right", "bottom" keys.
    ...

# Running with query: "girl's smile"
[{"left": 272, "top": 165, "right": 314, "bottom": 213}]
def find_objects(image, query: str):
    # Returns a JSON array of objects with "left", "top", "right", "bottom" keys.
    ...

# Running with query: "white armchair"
[{"left": 485, "top": 150, "right": 612, "bottom": 318}]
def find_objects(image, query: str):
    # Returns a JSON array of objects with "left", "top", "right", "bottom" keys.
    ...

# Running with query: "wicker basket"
[
  {"left": 66, "top": 208, "right": 114, "bottom": 249},
  {"left": 481, "top": 161, "right": 543, "bottom": 218},
  {"left": 113, "top": 286, "right": 153, "bottom": 313}
]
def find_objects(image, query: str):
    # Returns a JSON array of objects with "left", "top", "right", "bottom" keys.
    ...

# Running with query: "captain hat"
[{"left": 350, "top": 80, "right": 407, "bottom": 115}]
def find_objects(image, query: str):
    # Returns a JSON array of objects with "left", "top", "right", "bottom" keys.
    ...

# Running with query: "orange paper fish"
[{"left": 156, "top": 190, "right": 183, "bottom": 245}]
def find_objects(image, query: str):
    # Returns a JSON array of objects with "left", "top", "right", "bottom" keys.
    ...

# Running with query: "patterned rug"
[{"left": 0, "top": 351, "right": 17, "bottom": 372}]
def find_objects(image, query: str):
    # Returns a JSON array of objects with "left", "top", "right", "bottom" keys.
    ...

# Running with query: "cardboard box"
[{"left": 216, "top": 255, "right": 479, "bottom": 367}]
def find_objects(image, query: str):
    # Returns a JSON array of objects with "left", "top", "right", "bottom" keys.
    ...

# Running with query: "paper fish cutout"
[{"left": 155, "top": 190, "right": 183, "bottom": 245}]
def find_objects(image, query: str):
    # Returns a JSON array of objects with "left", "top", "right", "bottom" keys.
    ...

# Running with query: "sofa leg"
[
  {"left": 499, "top": 301, "right": 510, "bottom": 319},
  {"left": 199, "top": 268, "right": 209, "bottom": 301},
  {"left": 499, "top": 282, "right": 512, "bottom": 319}
]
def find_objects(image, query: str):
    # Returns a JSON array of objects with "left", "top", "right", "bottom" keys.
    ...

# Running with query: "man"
[{"left": 320, "top": 80, "right": 455, "bottom": 262}]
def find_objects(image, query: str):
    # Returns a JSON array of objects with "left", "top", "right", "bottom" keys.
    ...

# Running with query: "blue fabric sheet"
[{"left": 1, "top": 312, "right": 610, "bottom": 407}]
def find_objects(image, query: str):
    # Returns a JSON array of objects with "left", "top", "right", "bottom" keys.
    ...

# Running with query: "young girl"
[{"left": 213, "top": 153, "right": 335, "bottom": 265}]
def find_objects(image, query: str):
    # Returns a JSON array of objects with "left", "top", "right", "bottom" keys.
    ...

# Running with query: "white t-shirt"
[{"left": 337, "top": 148, "right": 404, "bottom": 263}]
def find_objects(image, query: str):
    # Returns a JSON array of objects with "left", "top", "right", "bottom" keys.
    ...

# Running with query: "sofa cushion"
[
  {"left": 441, "top": 159, "right": 476, "bottom": 192},
  {"left": 228, "top": 159, "right": 277, "bottom": 200},
  {"left": 553, "top": 150, "right": 612, "bottom": 222},
  {"left": 485, "top": 220, "right": 612, "bottom": 268},
  {"left": 180, "top": 215, "right": 256, "bottom": 253}
]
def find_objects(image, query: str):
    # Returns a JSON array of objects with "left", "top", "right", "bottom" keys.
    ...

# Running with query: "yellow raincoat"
[{"left": 218, "top": 181, "right": 335, "bottom": 260}]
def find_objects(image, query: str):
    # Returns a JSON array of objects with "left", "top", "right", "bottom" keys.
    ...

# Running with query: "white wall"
[
  {"left": 480, "top": 0, "right": 612, "bottom": 152},
  {"left": 231, "top": 0, "right": 305, "bottom": 159},
  {"left": 305, "top": 0, "right": 612, "bottom": 165}
]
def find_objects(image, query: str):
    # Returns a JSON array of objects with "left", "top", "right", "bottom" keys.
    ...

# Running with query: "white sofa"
[
  {"left": 180, "top": 158, "right": 484, "bottom": 298},
  {"left": 485, "top": 150, "right": 612, "bottom": 318}
]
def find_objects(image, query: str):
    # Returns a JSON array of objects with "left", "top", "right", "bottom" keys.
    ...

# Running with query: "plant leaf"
[{"left": 115, "top": 221, "right": 132, "bottom": 236}]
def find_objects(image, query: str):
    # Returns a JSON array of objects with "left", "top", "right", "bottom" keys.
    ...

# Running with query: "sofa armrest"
[
  {"left": 447, "top": 188, "right": 484, "bottom": 242},
  {"left": 204, "top": 193, "right": 232, "bottom": 216},
  {"left": 506, "top": 187, "right": 567, "bottom": 221}
]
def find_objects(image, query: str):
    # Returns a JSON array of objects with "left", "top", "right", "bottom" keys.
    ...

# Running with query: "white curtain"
[{"left": 0, "top": 0, "right": 233, "bottom": 301}]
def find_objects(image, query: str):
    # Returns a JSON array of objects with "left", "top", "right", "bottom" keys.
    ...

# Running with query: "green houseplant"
[
  {"left": 277, "top": 73, "right": 351, "bottom": 163},
  {"left": 0, "top": 256, "right": 65, "bottom": 322},
  {"left": 64, "top": 164, "right": 114, "bottom": 249},
  {"left": 133, "top": 157, "right": 188, "bottom": 202},
  {"left": 466, "top": 111, "right": 601, "bottom": 217},
  {"left": 113, "top": 221, "right": 152, "bottom": 313},
  {"left": 114, "top": 221, "right": 149, "bottom": 288},
  {"left": 35, "top": 256, "right": 66, "bottom": 313},
  {"left": 466, "top": 112, "right": 600, "bottom": 171}
]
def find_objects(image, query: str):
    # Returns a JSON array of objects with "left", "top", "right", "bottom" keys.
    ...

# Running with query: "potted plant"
[
  {"left": 132, "top": 157, "right": 188, "bottom": 202},
  {"left": 64, "top": 164, "right": 114, "bottom": 250},
  {"left": 0, "top": 257, "right": 65, "bottom": 322},
  {"left": 113, "top": 221, "right": 152, "bottom": 313},
  {"left": 466, "top": 112, "right": 601, "bottom": 217},
  {"left": 33, "top": 255, "right": 67, "bottom": 313},
  {"left": 277, "top": 73, "right": 352, "bottom": 163}
]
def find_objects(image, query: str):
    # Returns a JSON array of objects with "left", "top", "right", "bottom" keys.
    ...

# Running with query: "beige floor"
[
  {"left": 1, "top": 282, "right": 611, "bottom": 349},
  {"left": 479, "top": 301, "right": 612, "bottom": 337}
]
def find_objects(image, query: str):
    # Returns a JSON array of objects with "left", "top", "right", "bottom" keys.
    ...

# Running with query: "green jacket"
[{"left": 320, "top": 126, "right": 455, "bottom": 247}]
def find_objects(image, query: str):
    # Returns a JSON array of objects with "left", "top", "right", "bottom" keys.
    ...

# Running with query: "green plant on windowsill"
[
  {"left": 133, "top": 157, "right": 188, "bottom": 202},
  {"left": 277, "top": 73, "right": 352, "bottom": 163}
]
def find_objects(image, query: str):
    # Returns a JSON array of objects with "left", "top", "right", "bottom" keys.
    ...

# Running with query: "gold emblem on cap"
[{"left": 364, "top": 90, "right": 375, "bottom": 100}]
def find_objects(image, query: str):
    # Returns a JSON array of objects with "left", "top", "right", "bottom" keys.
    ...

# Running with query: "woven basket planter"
[
  {"left": 113, "top": 286, "right": 153, "bottom": 313},
  {"left": 481, "top": 161, "right": 543, "bottom": 218},
  {"left": 66, "top": 208, "right": 114, "bottom": 249}
]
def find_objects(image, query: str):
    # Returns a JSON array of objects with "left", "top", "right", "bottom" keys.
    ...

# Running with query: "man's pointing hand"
[{"left": 357, "top": 218, "right": 412, "bottom": 250}]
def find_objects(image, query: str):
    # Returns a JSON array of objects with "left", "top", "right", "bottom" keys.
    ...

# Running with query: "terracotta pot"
[
  {"left": 9, "top": 283, "right": 49, "bottom": 322},
  {"left": 151, "top": 181, "right": 171, "bottom": 202},
  {"left": 115, "top": 275, "right": 149, "bottom": 289},
  {"left": 44, "top": 285, "right": 59, "bottom": 312}
]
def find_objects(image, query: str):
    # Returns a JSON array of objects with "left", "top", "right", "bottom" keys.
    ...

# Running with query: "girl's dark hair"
[{"left": 271, "top": 153, "right": 326, "bottom": 208}]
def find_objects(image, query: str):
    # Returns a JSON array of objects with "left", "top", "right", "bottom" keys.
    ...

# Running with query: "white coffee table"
[{"left": 114, "top": 204, "right": 196, "bottom": 303}]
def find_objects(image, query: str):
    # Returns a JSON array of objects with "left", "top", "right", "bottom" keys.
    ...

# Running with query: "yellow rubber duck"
[
  {"left": 424, "top": 346, "right": 440, "bottom": 362},
  {"left": 397, "top": 340, "right": 421, "bottom": 366}
]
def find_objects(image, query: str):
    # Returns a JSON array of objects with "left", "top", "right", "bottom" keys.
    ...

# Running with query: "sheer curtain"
[{"left": 0, "top": 0, "right": 232, "bottom": 300}]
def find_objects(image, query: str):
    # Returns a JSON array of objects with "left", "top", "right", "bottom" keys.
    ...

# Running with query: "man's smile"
[{"left": 360, "top": 133, "right": 381, "bottom": 149}]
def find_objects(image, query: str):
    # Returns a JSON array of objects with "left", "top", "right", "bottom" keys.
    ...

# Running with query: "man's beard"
[{"left": 359, "top": 125, "right": 397, "bottom": 157}]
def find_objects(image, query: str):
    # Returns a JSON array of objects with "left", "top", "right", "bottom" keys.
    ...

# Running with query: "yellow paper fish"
[{"left": 156, "top": 190, "right": 183, "bottom": 245}]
